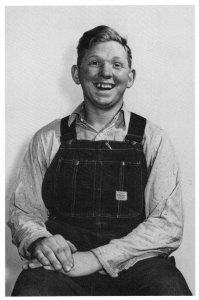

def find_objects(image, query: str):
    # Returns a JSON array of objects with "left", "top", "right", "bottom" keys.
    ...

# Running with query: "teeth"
[{"left": 95, "top": 83, "right": 114, "bottom": 89}]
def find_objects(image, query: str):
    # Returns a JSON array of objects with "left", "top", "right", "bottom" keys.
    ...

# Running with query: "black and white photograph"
[{"left": 5, "top": 4, "right": 195, "bottom": 296}]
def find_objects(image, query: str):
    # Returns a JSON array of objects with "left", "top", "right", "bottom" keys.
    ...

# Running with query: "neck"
[{"left": 84, "top": 102, "right": 123, "bottom": 131}]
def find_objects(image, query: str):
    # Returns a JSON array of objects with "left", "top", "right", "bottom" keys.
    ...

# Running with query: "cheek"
[
  {"left": 80, "top": 67, "right": 98, "bottom": 80},
  {"left": 114, "top": 71, "right": 130, "bottom": 84},
  {"left": 115, "top": 78, "right": 129, "bottom": 88}
]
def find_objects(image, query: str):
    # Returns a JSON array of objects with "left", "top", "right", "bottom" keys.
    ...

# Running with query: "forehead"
[{"left": 83, "top": 41, "right": 128, "bottom": 61}]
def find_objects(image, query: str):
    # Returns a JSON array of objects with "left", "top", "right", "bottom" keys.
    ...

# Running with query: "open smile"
[{"left": 93, "top": 82, "right": 116, "bottom": 91}]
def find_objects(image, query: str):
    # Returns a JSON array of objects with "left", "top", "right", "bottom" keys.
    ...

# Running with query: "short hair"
[{"left": 77, "top": 25, "right": 132, "bottom": 69}]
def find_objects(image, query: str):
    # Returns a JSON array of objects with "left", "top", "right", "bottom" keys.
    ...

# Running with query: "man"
[{"left": 8, "top": 25, "right": 191, "bottom": 295}]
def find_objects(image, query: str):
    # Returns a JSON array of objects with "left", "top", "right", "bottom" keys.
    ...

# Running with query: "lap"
[
  {"left": 12, "top": 257, "right": 192, "bottom": 296},
  {"left": 117, "top": 256, "right": 191, "bottom": 295},
  {"left": 94, "top": 256, "right": 191, "bottom": 296},
  {"left": 11, "top": 268, "right": 92, "bottom": 296}
]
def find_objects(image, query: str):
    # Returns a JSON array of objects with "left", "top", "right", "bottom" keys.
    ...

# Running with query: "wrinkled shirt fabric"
[{"left": 8, "top": 103, "right": 184, "bottom": 278}]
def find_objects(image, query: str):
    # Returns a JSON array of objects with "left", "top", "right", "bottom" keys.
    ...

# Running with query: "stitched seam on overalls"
[
  {"left": 135, "top": 163, "right": 144, "bottom": 214},
  {"left": 92, "top": 161, "right": 96, "bottom": 217},
  {"left": 117, "top": 162, "right": 124, "bottom": 218},
  {"left": 59, "top": 159, "right": 140, "bottom": 165},
  {"left": 71, "top": 161, "right": 79, "bottom": 216},
  {"left": 125, "top": 133, "right": 143, "bottom": 138},
  {"left": 60, "top": 147, "right": 144, "bottom": 152},
  {"left": 54, "top": 157, "right": 63, "bottom": 211},
  {"left": 98, "top": 147, "right": 102, "bottom": 217},
  {"left": 139, "top": 162, "right": 144, "bottom": 213}
]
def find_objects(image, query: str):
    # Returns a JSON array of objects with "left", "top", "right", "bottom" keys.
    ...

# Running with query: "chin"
[{"left": 96, "top": 102, "right": 120, "bottom": 110}]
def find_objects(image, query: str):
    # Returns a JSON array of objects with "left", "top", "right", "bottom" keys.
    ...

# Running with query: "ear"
[
  {"left": 71, "top": 65, "right": 81, "bottom": 85},
  {"left": 127, "top": 69, "right": 136, "bottom": 88}
]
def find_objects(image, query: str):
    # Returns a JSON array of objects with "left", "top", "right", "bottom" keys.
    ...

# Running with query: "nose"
[{"left": 100, "top": 62, "right": 112, "bottom": 78}]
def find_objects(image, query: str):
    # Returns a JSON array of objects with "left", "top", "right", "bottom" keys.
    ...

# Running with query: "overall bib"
[{"left": 42, "top": 112, "right": 147, "bottom": 251}]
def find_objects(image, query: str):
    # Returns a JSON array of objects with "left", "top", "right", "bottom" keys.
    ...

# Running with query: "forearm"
[
  {"left": 10, "top": 215, "right": 52, "bottom": 258},
  {"left": 24, "top": 251, "right": 103, "bottom": 276},
  {"left": 7, "top": 130, "right": 53, "bottom": 258},
  {"left": 8, "top": 195, "right": 51, "bottom": 258},
  {"left": 63, "top": 251, "right": 102, "bottom": 277}
]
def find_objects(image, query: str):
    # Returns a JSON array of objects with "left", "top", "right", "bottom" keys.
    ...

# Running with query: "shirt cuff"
[
  {"left": 91, "top": 244, "right": 166, "bottom": 278},
  {"left": 91, "top": 246, "right": 121, "bottom": 278},
  {"left": 19, "top": 231, "right": 53, "bottom": 259}
]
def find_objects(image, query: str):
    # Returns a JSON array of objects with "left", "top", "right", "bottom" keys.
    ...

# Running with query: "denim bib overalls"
[
  {"left": 12, "top": 114, "right": 192, "bottom": 296},
  {"left": 42, "top": 112, "right": 147, "bottom": 252},
  {"left": 12, "top": 112, "right": 192, "bottom": 296}
]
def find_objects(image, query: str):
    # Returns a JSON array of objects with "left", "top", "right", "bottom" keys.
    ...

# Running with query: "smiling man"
[
  {"left": 72, "top": 40, "right": 135, "bottom": 115},
  {"left": 8, "top": 25, "right": 191, "bottom": 296}
]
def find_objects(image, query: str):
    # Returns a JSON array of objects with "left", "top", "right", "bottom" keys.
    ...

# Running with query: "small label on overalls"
[{"left": 116, "top": 191, "right": 127, "bottom": 201}]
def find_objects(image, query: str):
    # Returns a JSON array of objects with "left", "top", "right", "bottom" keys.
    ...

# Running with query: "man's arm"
[
  {"left": 8, "top": 131, "right": 53, "bottom": 258},
  {"left": 90, "top": 127, "right": 184, "bottom": 278},
  {"left": 24, "top": 251, "right": 103, "bottom": 276},
  {"left": 7, "top": 127, "right": 77, "bottom": 271}
]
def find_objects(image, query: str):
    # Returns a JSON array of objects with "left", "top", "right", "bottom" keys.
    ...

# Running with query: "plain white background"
[{"left": 5, "top": 5, "right": 195, "bottom": 295}]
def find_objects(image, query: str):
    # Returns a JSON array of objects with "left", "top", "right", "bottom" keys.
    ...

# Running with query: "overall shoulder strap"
[
  {"left": 125, "top": 112, "right": 146, "bottom": 143},
  {"left": 60, "top": 116, "right": 76, "bottom": 142}
]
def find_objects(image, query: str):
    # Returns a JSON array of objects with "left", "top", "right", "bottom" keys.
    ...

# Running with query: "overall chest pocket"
[
  {"left": 100, "top": 161, "right": 145, "bottom": 218},
  {"left": 54, "top": 159, "right": 96, "bottom": 217}
]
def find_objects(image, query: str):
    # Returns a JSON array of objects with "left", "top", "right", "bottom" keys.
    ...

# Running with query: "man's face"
[{"left": 72, "top": 41, "right": 135, "bottom": 110}]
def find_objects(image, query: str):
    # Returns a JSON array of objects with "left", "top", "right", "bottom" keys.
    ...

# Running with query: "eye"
[
  {"left": 113, "top": 62, "right": 123, "bottom": 69},
  {"left": 88, "top": 60, "right": 100, "bottom": 67}
]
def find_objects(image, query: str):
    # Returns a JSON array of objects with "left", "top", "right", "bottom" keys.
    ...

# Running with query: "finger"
[
  {"left": 42, "top": 246, "right": 63, "bottom": 271},
  {"left": 55, "top": 246, "right": 73, "bottom": 273},
  {"left": 99, "top": 270, "right": 107, "bottom": 275},
  {"left": 29, "top": 258, "right": 40, "bottom": 264},
  {"left": 29, "top": 261, "right": 43, "bottom": 269},
  {"left": 55, "top": 237, "right": 74, "bottom": 272},
  {"left": 22, "top": 258, "right": 40, "bottom": 270},
  {"left": 43, "top": 265, "right": 54, "bottom": 271},
  {"left": 22, "top": 263, "right": 29, "bottom": 270},
  {"left": 34, "top": 248, "right": 51, "bottom": 267}
]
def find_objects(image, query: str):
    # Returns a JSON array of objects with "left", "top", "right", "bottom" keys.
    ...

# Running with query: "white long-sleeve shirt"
[{"left": 8, "top": 103, "right": 184, "bottom": 278}]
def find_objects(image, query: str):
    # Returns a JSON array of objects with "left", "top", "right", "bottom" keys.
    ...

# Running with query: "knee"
[
  {"left": 11, "top": 268, "right": 85, "bottom": 296},
  {"left": 150, "top": 264, "right": 192, "bottom": 295},
  {"left": 12, "top": 284, "right": 40, "bottom": 296},
  {"left": 12, "top": 269, "right": 45, "bottom": 296}
]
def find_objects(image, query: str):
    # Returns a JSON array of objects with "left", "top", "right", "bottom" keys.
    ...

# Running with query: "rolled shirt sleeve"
[
  {"left": 91, "top": 123, "right": 184, "bottom": 277},
  {"left": 7, "top": 121, "right": 60, "bottom": 258}
]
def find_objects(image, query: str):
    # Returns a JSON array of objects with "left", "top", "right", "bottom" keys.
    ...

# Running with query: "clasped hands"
[{"left": 23, "top": 235, "right": 104, "bottom": 277}]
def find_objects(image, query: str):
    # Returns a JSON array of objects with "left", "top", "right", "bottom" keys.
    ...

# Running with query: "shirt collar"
[
  {"left": 68, "top": 102, "right": 85, "bottom": 126},
  {"left": 68, "top": 101, "right": 130, "bottom": 128}
]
